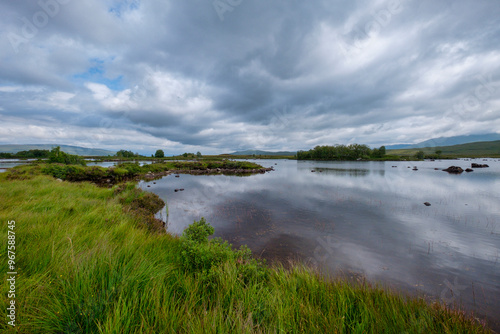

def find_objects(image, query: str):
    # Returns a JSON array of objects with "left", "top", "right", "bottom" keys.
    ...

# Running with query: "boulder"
[
  {"left": 424, "top": 202, "right": 431, "bottom": 206},
  {"left": 465, "top": 168, "right": 474, "bottom": 172},
  {"left": 442, "top": 166, "right": 464, "bottom": 174}
]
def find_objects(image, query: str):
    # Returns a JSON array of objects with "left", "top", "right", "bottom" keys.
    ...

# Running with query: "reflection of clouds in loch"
[{"left": 143, "top": 159, "right": 500, "bottom": 320}]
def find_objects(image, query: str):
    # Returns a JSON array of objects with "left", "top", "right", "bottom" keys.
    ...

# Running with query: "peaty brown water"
[{"left": 141, "top": 158, "right": 500, "bottom": 330}]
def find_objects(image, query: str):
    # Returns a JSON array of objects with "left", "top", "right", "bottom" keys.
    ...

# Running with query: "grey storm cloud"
[{"left": 1, "top": 0, "right": 499, "bottom": 154}]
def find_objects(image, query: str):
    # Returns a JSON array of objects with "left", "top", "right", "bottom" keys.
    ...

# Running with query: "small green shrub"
[
  {"left": 117, "top": 162, "right": 142, "bottom": 176},
  {"left": 84, "top": 166, "right": 107, "bottom": 182},
  {"left": 110, "top": 167, "right": 129, "bottom": 180},
  {"left": 182, "top": 217, "right": 214, "bottom": 243},
  {"left": 41, "top": 164, "right": 69, "bottom": 179},
  {"left": 179, "top": 218, "right": 269, "bottom": 285}
]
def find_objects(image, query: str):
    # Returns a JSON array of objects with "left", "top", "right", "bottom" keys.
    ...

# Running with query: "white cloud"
[{"left": 0, "top": 0, "right": 499, "bottom": 153}]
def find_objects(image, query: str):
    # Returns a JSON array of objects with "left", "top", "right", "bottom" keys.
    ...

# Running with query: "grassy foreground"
[{"left": 0, "top": 171, "right": 492, "bottom": 333}]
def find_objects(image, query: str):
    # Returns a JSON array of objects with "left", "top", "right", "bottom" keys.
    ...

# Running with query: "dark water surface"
[
  {"left": 0, "top": 159, "right": 36, "bottom": 172},
  {"left": 141, "top": 158, "right": 500, "bottom": 328}
]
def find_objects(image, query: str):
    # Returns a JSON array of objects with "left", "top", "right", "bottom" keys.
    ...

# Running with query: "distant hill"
[
  {"left": 227, "top": 150, "right": 296, "bottom": 156},
  {"left": 385, "top": 133, "right": 500, "bottom": 150},
  {"left": 0, "top": 144, "right": 115, "bottom": 156},
  {"left": 388, "top": 140, "right": 500, "bottom": 157}
]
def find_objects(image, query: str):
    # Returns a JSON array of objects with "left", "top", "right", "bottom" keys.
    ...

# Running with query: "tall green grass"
[{"left": 0, "top": 171, "right": 492, "bottom": 333}]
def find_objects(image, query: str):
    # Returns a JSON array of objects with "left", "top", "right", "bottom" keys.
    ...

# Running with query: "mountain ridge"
[
  {"left": 226, "top": 150, "right": 296, "bottom": 156},
  {"left": 0, "top": 144, "right": 115, "bottom": 156},
  {"left": 388, "top": 140, "right": 500, "bottom": 157},
  {"left": 385, "top": 133, "right": 500, "bottom": 150}
]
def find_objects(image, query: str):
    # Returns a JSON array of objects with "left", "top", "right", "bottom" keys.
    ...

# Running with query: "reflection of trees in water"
[
  {"left": 297, "top": 165, "right": 385, "bottom": 177},
  {"left": 315, "top": 168, "right": 371, "bottom": 177}
]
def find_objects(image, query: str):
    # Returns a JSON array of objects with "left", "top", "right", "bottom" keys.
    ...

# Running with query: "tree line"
[
  {"left": 297, "top": 144, "right": 386, "bottom": 160},
  {"left": 0, "top": 149, "right": 51, "bottom": 159}
]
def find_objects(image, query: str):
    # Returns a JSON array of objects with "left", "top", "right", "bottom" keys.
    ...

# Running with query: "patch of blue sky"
[
  {"left": 72, "top": 58, "right": 124, "bottom": 91},
  {"left": 108, "top": 0, "right": 140, "bottom": 18}
]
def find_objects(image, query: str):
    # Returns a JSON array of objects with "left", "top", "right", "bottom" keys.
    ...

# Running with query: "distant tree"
[
  {"left": 196, "top": 151, "right": 202, "bottom": 158},
  {"left": 155, "top": 149, "right": 165, "bottom": 158},
  {"left": 48, "top": 146, "right": 86, "bottom": 165},
  {"left": 415, "top": 150, "right": 425, "bottom": 159},
  {"left": 116, "top": 150, "right": 136, "bottom": 158},
  {"left": 182, "top": 153, "right": 188, "bottom": 158},
  {"left": 297, "top": 144, "right": 373, "bottom": 161},
  {"left": 371, "top": 146, "right": 387, "bottom": 159},
  {"left": 16, "top": 149, "right": 50, "bottom": 158},
  {"left": 379, "top": 146, "right": 386, "bottom": 156},
  {"left": 435, "top": 150, "right": 442, "bottom": 158}
]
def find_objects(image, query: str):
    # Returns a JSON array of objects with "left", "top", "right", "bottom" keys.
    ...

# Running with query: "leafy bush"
[
  {"left": 182, "top": 217, "right": 214, "bottom": 243},
  {"left": 109, "top": 167, "right": 129, "bottom": 181},
  {"left": 42, "top": 165, "right": 107, "bottom": 182},
  {"left": 41, "top": 164, "right": 69, "bottom": 179},
  {"left": 117, "top": 162, "right": 142, "bottom": 176},
  {"left": 179, "top": 218, "right": 269, "bottom": 285}
]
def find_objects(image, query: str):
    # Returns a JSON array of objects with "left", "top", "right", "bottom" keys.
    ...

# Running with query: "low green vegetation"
[
  {"left": 297, "top": 144, "right": 387, "bottom": 161},
  {"left": 7, "top": 160, "right": 266, "bottom": 185},
  {"left": 0, "top": 166, "right": 492, "bottom": 333}
]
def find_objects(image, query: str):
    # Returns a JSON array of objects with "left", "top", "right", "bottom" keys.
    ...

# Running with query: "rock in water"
[
  {"left": 442, "top": 166, "right": 464, "bottom": 174},
  {"left": 424, "top": 202, "right": 431, "bottom": 206},
  {"left": 471, "top": 163, "right": 489, "bottom": 168}
]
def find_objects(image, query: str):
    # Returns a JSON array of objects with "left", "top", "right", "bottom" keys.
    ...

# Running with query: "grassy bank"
[
  {"left": 0, "top": 169, "right": 492, "bottom": 333},
  {"left": 7, "top": 160, "right": 267, "bottom": 186}
]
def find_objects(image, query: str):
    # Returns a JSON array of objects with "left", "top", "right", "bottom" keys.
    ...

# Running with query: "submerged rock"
[
  {"left": 442, "top": 166, "right": 464, "bottom": 174},
  {"left": 465, "top": 168, "right": 474, "bottom": 172},
  {"left": 471, "top": 163, "right": 489, "bottom": 168},
  {"left": 424, "top": 202, "right": 431, "bottom": 206}
]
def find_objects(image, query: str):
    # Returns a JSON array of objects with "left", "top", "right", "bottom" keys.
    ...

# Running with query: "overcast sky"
[{"left": 1, "top": 0, "right": 499, "bottom": 155}]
